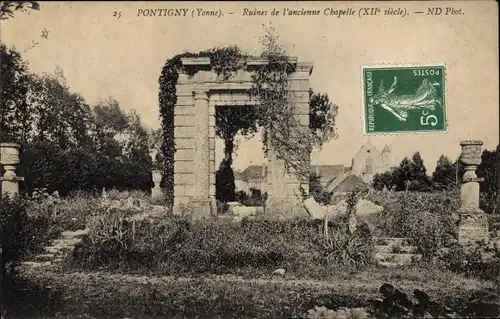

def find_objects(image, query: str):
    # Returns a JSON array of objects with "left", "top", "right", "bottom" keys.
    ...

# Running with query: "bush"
[
  {"left": 371, "top": 190, "right": 460, "bottom": 259},
  {"left": 71, "top": 211, "right": 375, "bottom": 277},
  {"left": 0, "top": 195, "right": 70, "bottom": 272},
  {"left": 438, "top": 242, "right": 500, "bottom": 283},
  {"left": 235, "top": 188, "right": 267, "bottom": 207},
  {"left": 1, "top": 196, "right": 29, "bottom": 276}
]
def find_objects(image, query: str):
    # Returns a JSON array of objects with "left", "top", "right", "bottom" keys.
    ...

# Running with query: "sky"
[{"left": 1, "top": 1, "right": 498, "bottom": 172}]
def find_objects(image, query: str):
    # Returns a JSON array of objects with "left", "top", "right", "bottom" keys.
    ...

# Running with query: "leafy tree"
[
  {"left": 0, "top": 43, "right": 31, "bottom": 143},
  {"left": 432, "top": 155, "right": 463, "bottom": 190},
  {"left": 0, "top": 1, "right": 39, "bottom": 20},
  {"left": 90, "top": 97, "right": 128, "bottom": 158},
  {"left": 478, "top": 145, "right": 500, "bottom": 214},
  {"left": 372, "top": 171, "right": 394, "bottom": 191},
  {"left": 215, "top": 105, "right": 258, "bottom": 165},
  {"left": 309, "top": 89, "right": 338, "bottom": 149},
  {"left": 27, "top": 71, "right": 93, "bottom": 149},
  {"left": 309, "top": 172, "right": 332, "bottom": 204},
  {"left": 215, "top": 157, "right": 236, "bottom": 202},
  {"left": 376, "top": 152, "right": 432, "bottom": 192}
]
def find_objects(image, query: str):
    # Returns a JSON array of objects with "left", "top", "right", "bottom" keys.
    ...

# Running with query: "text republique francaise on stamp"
[{"left": 363, "top": 65, "right": 446, "bottom": 134}]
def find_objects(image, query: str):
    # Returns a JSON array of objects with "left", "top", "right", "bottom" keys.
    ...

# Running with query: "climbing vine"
[
  {"left": 158, "top": 26, "right": 338, "bottom": 205},
  {"left": 250, "top": 25, "right": 312, "bottom": 179}
]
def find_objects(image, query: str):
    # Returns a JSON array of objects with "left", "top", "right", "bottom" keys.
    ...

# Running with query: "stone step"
[
  {"left": 375, "top": 253, "right": 422, "bottom": 265},
  {"left": 377, "top": 261, "right": 401, "bottom": 268},
  {"left": 375, "top": 245, "right": 417, "bottom": 254},
  {"left": 52, "top": 238, "right": 82, "bottom": 246},
  {"left": 374, "top": 237, "right": 413, "bottom": 246},
  {"left": 34, "top": 253, "right": 55, "bottom": 262},
  {"left": 44, "top": 246, "right": 69, "bottom": 254},
  {"left": 21, "top": 261, "right": 51, "bottom": 268},
  {"left": 61, "top": 228, "right": 89, "bottom": 239}
]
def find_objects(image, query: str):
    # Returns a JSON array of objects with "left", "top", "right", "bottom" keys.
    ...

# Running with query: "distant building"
[{"left": 234, "top": 142, "right": 397, "bottom": 194}]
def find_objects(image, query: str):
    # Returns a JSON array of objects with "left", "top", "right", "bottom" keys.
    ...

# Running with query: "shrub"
[
  {"left": 438, "top": 242, "right": 500, "bottom": 283},
  {"left": 372, "top": 190, "right": 460, "bottom": 259},
  {"left": 0, "top": 195, "right": 29, "bottom": 276},
  {"left": 71, "top": 211, "right": 375, "bottom": 277},
  {"left": 236, "top": 188, "right": 267, "bottom": 207}
]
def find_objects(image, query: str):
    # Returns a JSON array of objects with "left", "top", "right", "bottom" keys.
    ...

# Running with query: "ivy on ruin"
[{"left": 158, "top": 28, "right": 337, "bottom": 204}]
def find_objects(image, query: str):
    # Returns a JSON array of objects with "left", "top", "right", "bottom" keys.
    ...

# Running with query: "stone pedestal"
[
  {"left": 0, "top": 143, "right": 24, "bottom": 198},
  {"left": 457, "top": 140, "right": 489, "bottom": 245},
  {"left": 151, "top": 169, "right": 164, "bottom": 201}
]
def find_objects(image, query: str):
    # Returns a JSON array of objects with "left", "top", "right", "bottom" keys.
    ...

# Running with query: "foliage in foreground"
[
  {"left": 2, "top": 272, "right": 497, "bottom": 319},
  {"left": 70, "top": 212, "right": 374, "bottom": 276},
  {"left": 308, "top": 283, "right": 499, "bottom": 319}
]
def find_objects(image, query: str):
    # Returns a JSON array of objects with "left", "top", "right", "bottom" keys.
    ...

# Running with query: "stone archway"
[{"left": 173, "top": 57, "right": 313, "bottom": 216}]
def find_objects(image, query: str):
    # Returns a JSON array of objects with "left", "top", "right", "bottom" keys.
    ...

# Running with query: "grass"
[{"left": 3, "top": 263, "right": 493, "bottom": 319}]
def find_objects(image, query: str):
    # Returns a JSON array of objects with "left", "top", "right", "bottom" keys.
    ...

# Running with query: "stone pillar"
[
  {"left": 0, "top": 143, "right": 24, "bottom": 198},
  {"left": 457, "top": 140, "right": 489, "bottom": 245},
  {"left": 151, "top": 169, "right": 163, "bottom": 201},
  {"left": 192, "top": 90, "right": 214, "bottom": 217}
]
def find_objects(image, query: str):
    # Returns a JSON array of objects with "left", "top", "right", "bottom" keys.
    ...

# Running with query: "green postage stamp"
[{"left": 362, "top": 65, "right": 446, "bottom": 134}]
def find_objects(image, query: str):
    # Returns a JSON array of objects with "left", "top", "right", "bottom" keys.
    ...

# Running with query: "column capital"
[{"left": 193, "top": 90, "right": 209, "bottom": 101}]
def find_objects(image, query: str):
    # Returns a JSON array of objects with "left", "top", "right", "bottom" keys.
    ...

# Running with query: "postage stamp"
[{"left": 362, "top": 65, "right": 446, "bottom": 134}]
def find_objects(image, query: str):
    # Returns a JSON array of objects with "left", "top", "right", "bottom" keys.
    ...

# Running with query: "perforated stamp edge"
[{"left": 360, "top": 62, "right": 448, "bottom": 136}]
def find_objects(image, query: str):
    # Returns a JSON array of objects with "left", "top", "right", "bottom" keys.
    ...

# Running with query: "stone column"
[
  {"left": 192, "top": 90, "right": 213, "bottom": 217},
  {"left": 0, "top": 143, "right": 24, "bottom": 198},
  {"left": 457, "top": 140, "right": 489, "bottom": 245},
  {"left": 151, "top": 169, "right": 163, "bottom": 201}
]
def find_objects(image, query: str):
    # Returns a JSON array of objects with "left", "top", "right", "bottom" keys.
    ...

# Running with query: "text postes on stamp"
[{"left": 362, "top": 65, "right": 446, "bottom": 134}]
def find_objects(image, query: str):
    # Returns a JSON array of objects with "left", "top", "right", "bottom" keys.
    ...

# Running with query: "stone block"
[
  {"left": 174, "top": 105, "right": 195, "bottom": 115},
  {"left": 174, "top": 161, "right": 193, "bottom": 173},
  {"left": 174, "top": 173, "right": 194, "bottom": 185},
  {"left": 174, "top": 185, "right": 194, "bottom": 197},
  {"left": 175, "top": 84, "right": 195, "bottom": 95},
  {"left": 209, "top": 126, "right": 216, "bottom": 138},
  {"left": 174, "top": 126, "right": 196, "bottom": 138},
  {"left": 174, "top": 149, "right": 194, "bottom": 161},
  {"left": 175, "top": 138, "right": 194, "bottom": 150},
  {"left": 208, "top": 115, "right": 216, "bottom": 126},
  {"left": 174, "top": 115, "right": 195, "bottom": 127}
]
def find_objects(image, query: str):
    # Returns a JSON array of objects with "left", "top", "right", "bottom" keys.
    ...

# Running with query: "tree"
[
  {"left": 309, "top": 172, "right": 332, "bottom": 204},
  {"left": 432, "top": 155, "right": 463, "bottom": 190},
  {"left": 215, "top": 157, "right": 236, "bottom": 202},
  {"left": 478, "top": 145, "right": 500, "bottom": 214},
  {"left": 0, "top": 43, "right": 31, "bottom": 143},
  {"left": 372, "top": 171, "right": 394, "bottom": 191},
  {"left": 0, "top": 1, "right": 39, "bottom": 20},
  {"left": 378, "top": 152, "right": 432, "bottom": 192},
  {"left": 309, "top": 89, "right": 338, "bottom": 149},
  {"left": 215, "top": 105, "right": 258, "bottom": 166},
  {"left": 27, "top": 71, "right": 93, "bottom": 149}
]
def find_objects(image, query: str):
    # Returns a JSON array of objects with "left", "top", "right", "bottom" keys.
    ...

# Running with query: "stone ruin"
[{"left": 169, "top": 57, "right": 314, "bottom": 217}]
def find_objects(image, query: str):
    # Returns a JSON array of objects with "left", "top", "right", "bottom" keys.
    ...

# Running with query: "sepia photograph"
[{"left": 0, "top": 1, "right": 499, "bottom": 318}]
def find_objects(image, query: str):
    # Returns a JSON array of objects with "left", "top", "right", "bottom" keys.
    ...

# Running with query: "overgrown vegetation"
[
  {"left": 70, "top": 212, "right": 374, "bottom": 277},
  {"left": 1, "top": 43, "right": 154, "bottom": 196}
]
